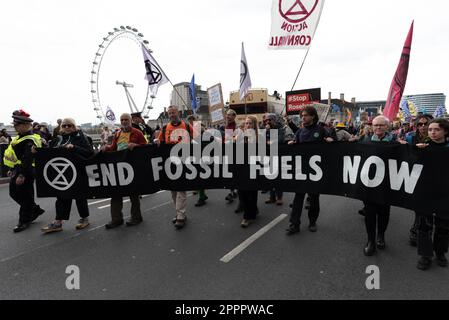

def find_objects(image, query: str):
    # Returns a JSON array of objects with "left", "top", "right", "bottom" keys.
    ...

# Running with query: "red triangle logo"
[{"left": 286, "top": 0, "right": 308, "bottom": 16}]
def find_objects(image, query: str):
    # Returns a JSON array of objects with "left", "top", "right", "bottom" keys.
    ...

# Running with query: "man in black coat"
[{"left": 286, "top": 107, "right": 334, "bottom": 235}]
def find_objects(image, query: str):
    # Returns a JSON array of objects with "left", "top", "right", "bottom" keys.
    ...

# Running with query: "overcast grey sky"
[{"left": 1, "top": 0, "right": 448, "bottom": 125}]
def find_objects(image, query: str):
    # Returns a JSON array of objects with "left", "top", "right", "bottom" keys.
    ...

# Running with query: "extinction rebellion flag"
[
  {"left": 269, "top": 0, "right": 325, "bottom": 50},
  {"left": 141, "top": 43, "right": 169, "bottom": 97}
]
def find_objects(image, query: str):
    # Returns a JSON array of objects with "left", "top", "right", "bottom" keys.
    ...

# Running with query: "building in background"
[
  {"left": 401, "top": 93, "right": 446, "bottom": 116},
  {"left": 321, "top": 92, "right": 359, "bottom": 123},
  {"left": 356, "top": 100, "right": 386, "bottom": 119},
  {"left": 170, "top": 82, "right": 210, "bottom": 123},
  {"left": 229, "top": 88, "right": 285, "bottom": 123}
]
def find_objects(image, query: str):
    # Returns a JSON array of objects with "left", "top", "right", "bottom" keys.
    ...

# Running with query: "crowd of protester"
[{"left": 2, "top": 106, "right": 449, "bottom": 271}]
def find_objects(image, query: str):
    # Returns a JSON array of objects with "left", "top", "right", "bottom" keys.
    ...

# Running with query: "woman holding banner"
[
  {"left": 41, "top": 118, "right": 94, "bottom": 234},
  {"left": 413, "top": 119, "right": 449, "bottom": 270},
  {"left": 237, "top": 116, "right": 260, "bottom": 228},
  {"left": 399, "top": 114, "right": 433, "bottom": 247}
]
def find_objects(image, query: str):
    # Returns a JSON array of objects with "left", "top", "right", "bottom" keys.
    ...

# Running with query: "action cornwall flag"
[
  {"left": 269, "top": 0, "right": 326, "bottom": 50},
  {"left": 240, "top": 42, "right": 252, "bottom": 101},
  {"left": 189, "top": 74, "right": 198, "bottom": 114},
  {"left": 141, "top": 44, "right": 169, "bottom": 97}
]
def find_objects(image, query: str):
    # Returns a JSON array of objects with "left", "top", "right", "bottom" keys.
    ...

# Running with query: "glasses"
[
  {"left": 417, "top": 122, "right": 428, "bottom": 127},
  {"left": 61, "top": 124, "right": 74, "bottom": 128}
]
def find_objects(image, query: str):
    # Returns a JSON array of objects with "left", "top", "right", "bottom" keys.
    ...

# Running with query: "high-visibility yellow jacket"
[{"left": 3, "top": 134, "right": 42, "bottom": 168}]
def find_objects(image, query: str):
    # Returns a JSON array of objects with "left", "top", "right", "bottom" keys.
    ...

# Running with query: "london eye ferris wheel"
[{"left": 90, "top": 25, "right": 155, "bottom": 124}]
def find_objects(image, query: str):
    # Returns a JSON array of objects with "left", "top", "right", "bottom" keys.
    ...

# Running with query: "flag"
[
  {"left": 269, "top": 0, "right": 326, "bottom": 50},
  {"left": 400, "top": 100, "right": 411, "bottom": 121},
  {"left": 240, "top": 42, "right": 252, "bottom": 101},
  {"left": 433, "top": 106, "right": 446, "bottom": 119},
  {"left": 408, "top": 100, "right": 418, "bottom": 117},
  {"left": 105, "top": 106, "right": 116, "bottom": 125},
  {"left": 141, "top": 44, "right": 169, "bottom": 97},
  {"left": 398, "top": 110, "right": 405, "bottom": 122},
  {"left": 345, "top": 108, "right": 352, "bottom": 124},
  {"left": 189, "top": 74, "right": 198, "bottom": 114},
  {"left": 383, "top": 21, "right": 414, "bottom": 121},
  {"left": 331, "top": 104, "right": 341, "bottom": 113}
]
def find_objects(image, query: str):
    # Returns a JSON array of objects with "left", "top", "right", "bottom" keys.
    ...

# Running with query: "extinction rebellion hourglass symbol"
[
  {"left": 279, "top": 0, "right": 319, "bottom": 24},
  {"left": 145, "top": 59, "right": 163, "bottom": 85}
]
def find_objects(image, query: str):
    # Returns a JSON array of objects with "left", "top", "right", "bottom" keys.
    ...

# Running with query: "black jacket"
[{"left": 49, "top": 130, "right": 93, "bottom": 158}]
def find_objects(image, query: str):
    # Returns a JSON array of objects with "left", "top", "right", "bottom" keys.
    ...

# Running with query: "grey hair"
[
  {"left": 373, "top": 115, "right": 390, "bottom": 126},
  {"left": 120, "top": 113, "right": 132, "bottom": 120},
  {"left": 61, "top": 118, "right": 78, "bottom": 130}
]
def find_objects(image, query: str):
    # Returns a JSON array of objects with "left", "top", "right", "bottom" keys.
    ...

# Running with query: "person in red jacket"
[{"left": 102, "top": 113, "right": 147, "bottom": 229}]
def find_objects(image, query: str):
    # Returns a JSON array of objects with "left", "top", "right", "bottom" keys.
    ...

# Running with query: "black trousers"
[
  {"left": 239, "top": 190, "right": 258, "bottom": 220},
  {"left": 111, "top": 195, "right": 142, "bottom": 222},
  {"left": 410, "top": 212, "right": 419, "bottom": 238},
  {"left": 9, "top": 174, "right": 40, "bottom": 224},
  {"left": 269, "top": 189, "right": 283, "bottom": 200},
  {"left": 417, "top": 213, "right": 449, "bottom": 258},
  {"left": 55, "top": 198, "right": 89, "bottom": 221},
  {"left": 0, "top": 144, "right": 8, "bottom": 177},
  {"left": 364, "top": 202, "right": 390, "bottom": 242},
  {"left": 289, "top": 193, "right": 320, "bottom": 226}
]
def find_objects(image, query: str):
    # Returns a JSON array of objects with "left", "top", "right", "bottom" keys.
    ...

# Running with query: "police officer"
[
  {"left": 131, "top": 112, "right": 153, "bottom": 144},
  {"left": 3, "top": 110, "right": 45, "bottom": 233}
]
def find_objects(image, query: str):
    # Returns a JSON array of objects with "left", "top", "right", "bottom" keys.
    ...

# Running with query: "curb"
[{"left": 0, "top": 178, "right": 10, "bottom": 185}]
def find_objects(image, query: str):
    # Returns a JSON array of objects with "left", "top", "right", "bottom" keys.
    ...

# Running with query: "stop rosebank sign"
[{"left": 279, "top": 0, "right": 319, "bottom": 24}]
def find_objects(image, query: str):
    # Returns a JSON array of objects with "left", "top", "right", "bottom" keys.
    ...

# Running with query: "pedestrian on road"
[
  {"left": 52, "top": 119, "right": 62, "bottom": 139},
  {"left": 3, "top": 110, "right": 45, "bottom": 233},
  {"left": 286, "top": 106, "right": 334, "bottom": 235},
  {"left": 41, "top": 118, "right": 94, "bottom": 234},
  {"left": 154, "top": 106, "right": 193, "bottom": 230},
  {"left": 0, "top": 128, "right": 12, "bottom": 177},
  {"left": 360, "top": 116, "right": 395, "bottom": 256},
  {"left": 100, "top": 126, "right": 113, "bottom": 146},
  {"left": 131, "top": 112, "right": 153, "bottom": 144},
  {"left": 236, "top": 116, "right": 260, "bottom": 228},
  {"left": 102, "top": 113, "right": 147, "bottom": 229},
  {"left": 399, "top": 114, "right": 433, "bottom": 247},
  {"left": 413, "top": 119, "right": 449, "bottom": 270},
  {"left": 219, "top": 109, "right": 240, "bottom": 206},
  {"left": 264, "top": 113, "right": 285, "bottom": 206}
]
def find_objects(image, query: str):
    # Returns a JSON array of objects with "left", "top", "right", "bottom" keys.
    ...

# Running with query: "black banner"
[{"left": 35, "top": 143, "right": 449, "bottom": 216}]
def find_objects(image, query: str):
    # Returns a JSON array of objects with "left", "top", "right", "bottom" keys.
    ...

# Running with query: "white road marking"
[
  {"left": 0, "top": 198, "right": 173, "bottom": 264},
  {"left": 97, "top": 193, "right": 162, "bottom": 209},
  {"left": 220, "top": 214, "right": 288, "bottom": 263},
  {"left": 88, "top": 198, "right": 111, "bottom": 206}
]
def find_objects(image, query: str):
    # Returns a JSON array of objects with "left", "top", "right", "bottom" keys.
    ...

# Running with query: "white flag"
[
  {"left": 240, "top": 43, "right": 252, "bottom": 101},
  {"left": 105, "top": 106, "right": 116, "bottom": 125},
  {"left": 141, "top": 44, "right": 169, "bottom": 96},
  {"left": 268, "top": 0, "right": 325, "bottom": 50}
]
